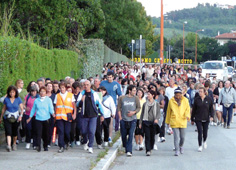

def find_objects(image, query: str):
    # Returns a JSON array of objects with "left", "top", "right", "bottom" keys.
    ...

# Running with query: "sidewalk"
[{"left": 0, "top": 131, "right": 120, "bottom": 170}]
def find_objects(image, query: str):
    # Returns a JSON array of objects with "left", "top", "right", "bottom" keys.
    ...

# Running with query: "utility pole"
[
  {"left": 140, "top": 35, "right": 142, "bottom": 65},
  {"left": 160, "top": 0, "right": 164, "bottom": 65}
]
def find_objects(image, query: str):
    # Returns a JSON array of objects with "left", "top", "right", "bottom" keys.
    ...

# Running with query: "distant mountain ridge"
[{"left": 152, "top": 3, "right": 236, "bottom": 38}]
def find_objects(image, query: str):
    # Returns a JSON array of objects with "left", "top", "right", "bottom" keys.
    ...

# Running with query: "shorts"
[
  {"left": 215, "top": 104, "right": 223, "bottom": 112},
  {"left": 135, "top": 120, "right": 144, "bottom": 136},
  {"left": 3, "top": 118, "right": 20, "bottom": 136}
]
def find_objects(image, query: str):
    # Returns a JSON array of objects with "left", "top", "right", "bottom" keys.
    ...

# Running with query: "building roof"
[{"left": 215, "top": 33, "right": 236, "bottom": 39}]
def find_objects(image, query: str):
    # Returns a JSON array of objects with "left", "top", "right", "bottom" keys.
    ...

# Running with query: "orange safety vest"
[{"left": 55, "top": 92, "right": 74, "bottom": 121}]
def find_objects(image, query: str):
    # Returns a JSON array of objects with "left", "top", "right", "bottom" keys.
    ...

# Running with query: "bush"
[{"left": 0, "top": 36, "right": 83, "bottom": 96}]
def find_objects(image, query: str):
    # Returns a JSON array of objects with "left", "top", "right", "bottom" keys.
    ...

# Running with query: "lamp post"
[
  {"left": 183, "top": 21, "right": 187, "bottom": 68},
  {"left": 195, "top": 29, "right": 204, "bottom": 64},
  {"left": 160, "top": 0, "right": 164, "bottom": 65}
]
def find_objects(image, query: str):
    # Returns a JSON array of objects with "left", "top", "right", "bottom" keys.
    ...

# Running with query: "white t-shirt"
[
  {"left": 54, "top": 91, "right": 75, "bottom": 104},
  {"left": 166, "top": 86, "right": 177, "bottom": 100},
  {"left": 146, "top": 68, "right": 154, "bottom": 78}
]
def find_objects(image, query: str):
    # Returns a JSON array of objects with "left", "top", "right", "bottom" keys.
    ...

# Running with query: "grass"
[{"left": 89, "top": 131, "right": 121, "bottom": 170}]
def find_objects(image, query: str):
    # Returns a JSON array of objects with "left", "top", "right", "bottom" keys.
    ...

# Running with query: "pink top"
[{"left": 24, "top": 94, "right": 37, "bottom": 116}]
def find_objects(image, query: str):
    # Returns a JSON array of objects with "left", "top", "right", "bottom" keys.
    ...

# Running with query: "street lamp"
[
  {"left": 183, "top": 21, "right": 187, "bottom": 68},
  {"left": 195, "top": 29, "right": 204, "bottom": 64}
]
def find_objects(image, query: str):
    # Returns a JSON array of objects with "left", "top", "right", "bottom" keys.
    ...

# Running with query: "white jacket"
[{"left": 102, "top": 95, "right": 116, "bottom": 118}]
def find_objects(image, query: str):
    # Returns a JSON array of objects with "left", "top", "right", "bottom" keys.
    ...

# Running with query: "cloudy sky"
[{"left": 137, "top": 0, "right": 236, "bottom": 17}]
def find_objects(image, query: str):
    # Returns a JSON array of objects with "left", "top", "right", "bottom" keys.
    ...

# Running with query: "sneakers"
[
  {"left": 47, "top": 145, "right": 51, "bottom": 148},
  {"left": 198, "top": 146, "right": 203, "bottom": 152},
  {"left": 44, "top": 147, "right": 48, "bottom": 151},
  {"left": 88, "top": 147, "right": 93, "bottom": 153},
  {"left": 84, "top": 143, "right": 89, "bottom": 151},
  {"left": 12, "top": 144, "right": 17, "bottom": 151},
  {"left": 76, "top": 141, "right": 81, "bottom": 146},
  {"left": 26, "top": 143, "right": 31, "bottom": 150},
  {"left": 180, "top": 147, "right": 184, "bottom": 154},
  {"left": 6, "top": 145, "right": 12, "bottom": 152},
  {"left": 160, "top": 137, "right": 166, "bottom": 143},
  {"left": 108, "top": 137, "right": 112, "bottom": 144},
  {"left": 203, "top": 142, "right": 207, "bottom": 149},
  {"left": 139, "top": 144, "right": 144, "bottom": 151},
  {"left": 37, "top": 146, "right": 41, "bottom": 152},
  {"left": 58, "top": 147, "right": 64, "bottom": 153},
  {"left": 97, "top": 145, "right": 103, "bottom": 149},
  {"left": 146, "top": 151, "right": 151, "bottom": 156},
  {"left": 174, "top": 151, "right": 179, "bottom": 156},
  {"left": 227, "top": 126, "right": 230, "bottom": 129},
  {"left": 33, "top": 146, "right": 37, "bottom": 150},
  {"left": 153, "top": 144, "right": 158, "bottom": 150},
  {"left": 135, "top": 144, "right": 140, "bottom": 151},
  {"left": 126, "top": 152, "right": 132, "bottom": 157},
  {"left": 104, "top": 142, "right": 108, "bottom": 147},
  {"left": 65, "top": 144, "right": 69, "bottom": 150}
]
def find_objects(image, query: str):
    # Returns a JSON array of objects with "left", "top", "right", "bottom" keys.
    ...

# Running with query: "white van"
[{"left": 202, "top": 60, "right": 228, "bottom": 80}]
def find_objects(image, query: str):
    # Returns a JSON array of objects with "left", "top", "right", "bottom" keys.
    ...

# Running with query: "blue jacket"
[{"left": 76, "top": 90, "right": 104, "bottom": 116}]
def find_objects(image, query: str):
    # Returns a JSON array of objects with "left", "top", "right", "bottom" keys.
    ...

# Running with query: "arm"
[
  {"left": 139, "top": 104, "right": 145, "bottom": 126},
  {"left": 209, "top": 99, "right": 214, "bottom": 120},
  {"left": 117, "top": 96, "right": 122, "bottom": 120},
  {"left": 72, "top": 102, "right": 77, "bottom": 120},
  {"left": 218, "top": 90, "right": 222, "bottom": 105},
  {"left": 191, "top": 98, "right": 197, "bottom": 122},
  {"left": 116, "top": 83, "right": 122, "bottom": 97},
  {"left": 165, "top": 102, "right": 171, "bottom": 125},
  {"left": 155, "top": 103, "right": 161, "bottom": 123},
  {"left": 159, "top": 99, "right": 165, "bottom": 109},
  {"left": 27, "top": 101, "right": 36, "bottom": 124},
  {"left": 49, "top": 99, "right": 55, "bottom": 117},
  {"left": 109, "top": 97, "right": 116, "bottom": 118},
  {"left": 18, "top": 103, "right": 24, "bottom": 122},
  {"left": 184, "top": 99, "right": 191, "bottom": 121}
]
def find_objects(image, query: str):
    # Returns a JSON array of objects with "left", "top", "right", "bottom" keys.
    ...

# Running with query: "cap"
[{"left": 174, "top": 87, "right": 182, "bottom": 94}]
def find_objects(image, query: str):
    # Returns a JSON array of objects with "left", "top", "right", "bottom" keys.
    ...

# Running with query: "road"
[{"left": 110, "top": 117, "right": 236, "bottom": 170}]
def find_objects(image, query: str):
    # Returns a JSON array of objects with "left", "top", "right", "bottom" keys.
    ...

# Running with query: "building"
[{"left": 215, "top": 32, "right": 236, "bottom": 46}]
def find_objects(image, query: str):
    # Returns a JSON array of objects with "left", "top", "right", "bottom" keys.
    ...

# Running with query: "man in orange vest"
[{"left": 54, "top": 81, "right": 77, "bottom": 153}]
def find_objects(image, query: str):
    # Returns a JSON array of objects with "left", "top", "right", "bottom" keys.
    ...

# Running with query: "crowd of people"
[{"left": 1, "top": 60, "right": 236, "bottom": 157}]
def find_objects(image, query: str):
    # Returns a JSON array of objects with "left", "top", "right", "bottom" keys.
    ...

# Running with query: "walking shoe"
[
  {"left": 146, "top": 151, "right": 151, "bottom": 156},
  {"left": 203, "top": 142, "right": 207, "bottom": 149},
  {"left": 47, "top": 145, "right": 51, "bottom": 148},
  {"left": 173, "top": 147, "right": 176, "bottom": 151},
  {"left": 198, "top": 146, "right": 203, "bottom": 152},
  {"left": 224, "top": 122, "right": 226, "bottom": 128},
  {"left": 174, "top": 151, "right": 179, "bottom": 156},
  {"left": 108, "top": 137, "right": 112, "bottom": 144},
  {"left": 26, "top": 143, "right": 31, "bottom": 150},
  {"left": 135, "top": 144, "right": 140, "bottom": 151},
  {"left": 33, "top": 146, "right": 37, "bottom": 150},
  {"left": 180, "top": 147, "right": 184, "bottom": 154},
  {"left": 37, "top": 146, "right": 41, "bottom": 152},
  {"left": 217, "top": 122, "right": 221, "bottom": 126},
  {"left": 65, "top": 144, "right": 69, "bottom": 150},
  {"left": 12, "top": 144, "right": 17, "bottom": 151},
  {"left": 104, "top": 142, "right": 108, "bottom": 147},
  {"left": 97, "top": 145, "right": 103, "bottom": 149},
  {"left": 139, "top": 144, "right": 144, "bottom": 151},
  {"left": 227, "top": 126, "right": 230, "bottom": 129},
  {"left": 83, "top": 143, "right": 89, "bottom": 151},
  {"left": 126, "top": 152, "right": 132, "bottom": 157},
  {"left": 70, "top": 142, "right": 74, "bottom": 148},
  {"left": 160, "top": 137, "right": 166, "bottom": 143},
  {"left": 88, "top": 147, "right": 93, "bottom": 153},
  {"left": 213, "top": 122, "right": 217, "bottom": 126},
  {"left": 44, "top": 147, "right": 48, "bottom": 151},
  {"left": 58, "top": 147, "right": 64, "bottom": 153},
  {"left": 76, "top": 141, "right": 81, "bottom": 146},
  {"left": 6, "top": 145, "right": 12, "bottom": 152},
  {"left": 153, "top": 144, "right": 158, "bottom": 150}
]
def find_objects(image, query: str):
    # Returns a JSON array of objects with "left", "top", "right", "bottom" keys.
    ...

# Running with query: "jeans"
[
  {"left": 223, "top": 103, "right": 234, "bottom": 126},
  {"left": 57, "top": 120, "right": 71, "bottom": 148},
  {"left": 81, "top": 117, "right": 97, "bottom": 147},
  {"left": 143, "top": 121, "right": 156, "bottom": 152},
  {"left": 120, "top": 119, "right": 137, "bottom": 153},
  {"left": 172, "top": 128, "right": 185, "bottom": 152},
  {"left": 24, "top": 115, "right": 37, "bottom": 147},
  {"left": 195, "top": 121, "right": 209, "bottom": 146}
]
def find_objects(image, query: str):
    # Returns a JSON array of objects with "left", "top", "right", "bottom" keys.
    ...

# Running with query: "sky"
[{"left": 137, "top": 0, "right": 236, "bottom": 17}]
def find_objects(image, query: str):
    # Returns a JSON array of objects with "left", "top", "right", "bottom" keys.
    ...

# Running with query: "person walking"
[
  {"left": 76, "top": 80, "right": 104, "bottom": 153},
  {"left": 166, "top": 87, "right": 190, "bottom": 156},
  {"left": 191, "top": 87, "right": 214, "bottom": 152},
  {"left": 0, "top": 86, "right": 24, "bottom": 152},
  {"left": 118, "top": 85, "right": 141, "bottom": 157},
  {"left": 139, "top": 90, "right": 161, "bottom": 156},
  {"left": 218, "top": 81, "right": 236, "bottom": 129},
  {"left": 26, "top": 87, "right": 55, "bottom": 152}
]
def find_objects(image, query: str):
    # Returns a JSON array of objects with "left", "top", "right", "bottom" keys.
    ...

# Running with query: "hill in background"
[{"left": 152, "top": 3, "right": 236, "bottom": 38}]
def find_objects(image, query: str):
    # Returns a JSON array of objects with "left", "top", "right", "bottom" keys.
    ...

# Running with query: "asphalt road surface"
[{"left": 110, "top": 117, "right": 236, "bottom": 170}]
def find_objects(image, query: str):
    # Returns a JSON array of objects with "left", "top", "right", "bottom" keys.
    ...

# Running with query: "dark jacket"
[{"left": 191, "top": 96, "right": 214, "bottom": 122}]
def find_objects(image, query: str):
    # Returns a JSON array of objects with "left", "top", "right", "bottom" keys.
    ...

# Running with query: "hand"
[
  {"left": 26, "top": 118, "right": 31, "bottom": 124},
  {"left": 18, "top": 116, "right": 22, "bottom": 122},
  {"left": 210, "top": 117, "right": 213, "bottom": 121},
  {"left": 191, "top": 121, "right": 194, "bottom": 125},
  {"left": 139, "top": 124, "right": 142, "bottom": 129},
  {"left": 119, "top": 117, "right": 122, "bottom": 121},
  {"left": 72, "top": 114, "right": 76, "bottom": 120},
  {"left": 52, "top": 114, "right": 55, "bottom": 118},
  {"left": 81, "top": 95, "right": 86, "bottom": 102},
  {"left": 154, "top": 119, "right": 158, "bottom": 124},
  {"left": 127, "top": 111, "right": 135, "bottom": 117},
  {"left": 100, "top": 116, "right": 104, "bottom": 122},
  {"left": 186, "top": 117, "right": 190, "bottom": 122}
]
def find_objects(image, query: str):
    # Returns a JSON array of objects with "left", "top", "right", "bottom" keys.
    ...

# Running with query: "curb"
[{"left": 93, "top": 137, "right": 122, "bottom": 170}]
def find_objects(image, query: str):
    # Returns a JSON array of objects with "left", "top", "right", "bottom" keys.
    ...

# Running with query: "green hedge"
[{"left": 0, "top": 36, "right": 83, "bottom": 96}]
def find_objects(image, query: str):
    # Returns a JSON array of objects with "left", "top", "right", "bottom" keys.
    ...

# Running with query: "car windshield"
[
  {"left": 228, "top": 67, "right": 233, "bottom": 73},
  {"left": 203, "top": 63, "right": 223, "bottom": 69}
]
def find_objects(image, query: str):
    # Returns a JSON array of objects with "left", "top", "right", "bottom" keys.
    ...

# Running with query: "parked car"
[{"left": 227, "top": 66, "right": 235, "bottom": 78}]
